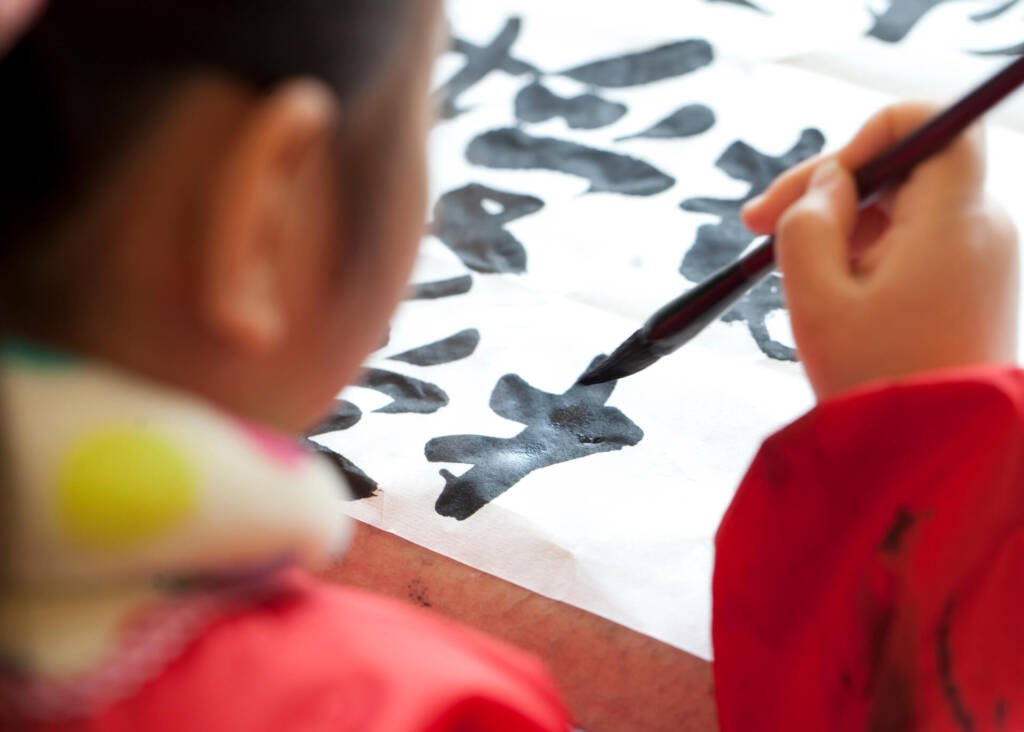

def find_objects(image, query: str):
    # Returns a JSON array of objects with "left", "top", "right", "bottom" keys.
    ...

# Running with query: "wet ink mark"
[
  {"left": 867, "top": 0, "right": 1024, "bottom": 52},
  {"left": 724, "top": 276, "right": 794, "bottom": 360},
  {"left": 427, "top": 358, "right": 644, "bottom": 520},
  {"left": 559, "top": 39, "right": 713, "bottom": 87},
  {"left": 388, "top": 329, "right": 481, "bottom": 367},
  {"left": 705, "top": 0, "right": 767, "bottom": 11},
  {"left": 467, "top": 128, "right": 675, "bottom": 196},
  {"left": 515, "top": 79, "right": 627, "bottom": 130},
  {"left": 995, "top": 699, "right": 1008, "bottom": 728},
  {"left": 432, "top": 183, "right": 543, "bottom": 274},
  {"left": 407, "top": 275, "right": 473, "bottom": 300},
  {"left": 306, "top": 440, "right": 379, "bottom": 499},
  {"left": 360, "top": 369, "right": 450, "bottom": 414},
  {"left": 431, "top": 185, "right": 545, "bottom": 275},
  {"left": 975, "top": 41, "right": 1024, "bottom": 55},
  {"left": 308, "top": 399, "right": 362, "bottom": 435},
  {"left": 867, "top": 0, "right": 960, "bottom": 43},
  {"left": 936, "top": 600, "right": 976, "bottom": 731},
  {"left": 439, "top": 17, "right": 538, "bottom": 119},
  {"left": 972, "top": 0, "right": 1022, "bottom": 22},
  {"left": 407, "top": 579, "right": 432, "bottom": 608},
  {"left": 616, "top": 103, "right": 715, "bottom": 141},
  {"left": 679, "top": 129, "right": 825, "bottom": 360},
  {"left": 880, "top": 508, "right": 915, "bottom": 554}
]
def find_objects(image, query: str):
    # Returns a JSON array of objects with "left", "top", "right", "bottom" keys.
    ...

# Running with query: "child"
[
  {"left": 718, "top": 104, "right": 1020, "bottom": 730},
  {"left": 0, "top": 2, "right": 568, "bottom": 729},
  {"left": 0, "top": 4, "right": 1019, "bottom": 732}
]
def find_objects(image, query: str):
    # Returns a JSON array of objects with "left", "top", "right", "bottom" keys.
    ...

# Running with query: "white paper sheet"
[{"left": 313, "top": 0, "right": 1024, "bottom": 660}]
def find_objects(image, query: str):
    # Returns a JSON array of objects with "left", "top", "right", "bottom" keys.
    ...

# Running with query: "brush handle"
[
  {"left": 855, "top": 54, "right": 1024, "bottom": 202},
  {"left": 645, "top": 237, "right": 775, "bottom": 347},
  {"left": 643, "top": 54, "right": 1024, "bottom": 355}
]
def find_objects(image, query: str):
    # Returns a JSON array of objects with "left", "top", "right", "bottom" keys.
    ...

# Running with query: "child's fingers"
[
  {"left": 741, "top": 104, "right": 934, "bottom": 234},
  {"left": 741, "top": 154, "right": 833, "bottom": 235},
  {"left": 776, "top": 160, "right": 859, "bottom": 306},
  {"left": 850, "top": 102, "right": 987, "bottom": 215},
  {"left": 743, "top": 101, "right": 985, "bottom": 235}
]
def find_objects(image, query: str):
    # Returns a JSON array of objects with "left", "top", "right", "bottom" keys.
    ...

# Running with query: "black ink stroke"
[
  {"left": 515, "top": 80, "right": 627, "bottom": 129},
  {"left": 705, "top": 0, "right": 767, "bottom": 11},
  {"left": 559, "top": 40, "right": 713, "bottom": 88},
  {"left": 867, "top": 0, "right": 960, "bottom": 43},
  {"left": 617, "top": 103, "right": 715, "bottom": 141},
  {"left": 995, "top": 699, "right": 1008, "bottom": 727},
  {"left": 936, "top": 600, "right": 976, "bottom": 731},
  {"left": 388, "top": 329, "right": 481, "bottom": 367},
  {"left": 407, "top": 275, "right": 473, "bottom": 300},
  {"left": 679, "top": 129, "right": 825, "bottom": 360},
  {"left": 432, "top": 183, "right": 544, "bottom": 274},
  {"left": 721, "top": 275, "right": 793, "bottom": 360},
  {"left": 971, "top": 0, "right": 1022, "bottom": 22},
  {"left": 360, "top": 369, "right": 450, "bottom": 414},
  {"left": 306, "top": 439, "right": 379, "bottom": 499},
  {"left": 439, "top": 17, "right": 538, "bottom": 119},
  {"left": 975, "top": 41, "right": 1024, "bottom": 55},
  {"left": 467, "top": 128, "right": 675, "bottom": 196},
  {"left": 427, "top": 360, "right": 644, "bottom": 520},
  {"left": 308, "top": 399, "right": 362, "bottom": 434},
  {"left": 880, "top": 508, "right": 916, "bottom": 555}
]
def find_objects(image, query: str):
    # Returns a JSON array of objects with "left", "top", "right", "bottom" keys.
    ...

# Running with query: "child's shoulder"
[{"left": 71, "top": 571, "right": 569, "bottom": 732}]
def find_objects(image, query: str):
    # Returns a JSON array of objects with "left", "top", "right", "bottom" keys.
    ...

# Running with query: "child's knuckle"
[{"left": 778, "top": 203, "right": 824, "bottom": 249}]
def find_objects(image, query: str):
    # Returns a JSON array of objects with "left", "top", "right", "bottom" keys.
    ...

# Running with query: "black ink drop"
[
  {"left": 306, "top": 440, "right": 379, "bottom": 499},
  {"left": 439, "top": 17, "right": 538, "bottom": 118},
  {"left": 407, "top": 579, "right": 432, "bottom": 608},
  {"left": 679, "top": 129, "right": 825, "bottom": 360},
  {"left": 427, "top": 359, "right": 644, "bottom": 520},
  {"left": 432, "top": 183, "right": 543, "bottom": 274},
  {"left": 515, "top": 80, "right": 627, "bottom": 130},
  {"left": 407, "top": 275, "right": 473, "bottom": 300},
  {"left": 617, "top": 103, "right": 715, "bottom": 141},
  {"left": 360, "top": 369, "right": 450, "bottom": 414},
  {"left": 867, "top": 0, "right": 959, "bottom": 43},
  {"left": 560, "top": 40, "right": 713, "bottom": 87},
  {"left": 388, "top": 329, "right": 481, "bottom": 367},
  {"left": 467, "top": 128, "right": 675, "bottom": 196},
  {"left": 308, "top": 399, "right": 362, "bottom": 435}
]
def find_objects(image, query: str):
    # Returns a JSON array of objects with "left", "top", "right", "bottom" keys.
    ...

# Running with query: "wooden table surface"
[{"left": 321, "top": 522, "right": 719, "bottom": 732}]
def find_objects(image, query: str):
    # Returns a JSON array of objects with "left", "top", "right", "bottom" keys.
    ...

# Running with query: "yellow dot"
[{"left": 57, "top": 427, "right": 196, "bottom": 550}]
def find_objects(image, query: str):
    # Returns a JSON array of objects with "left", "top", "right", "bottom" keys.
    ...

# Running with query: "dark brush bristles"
[{"left": 576, "top": 330, "right": 661, "bottom": 385}]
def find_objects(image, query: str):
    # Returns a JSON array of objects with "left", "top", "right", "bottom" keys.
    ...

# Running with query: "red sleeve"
[
  {"left": 713, "top": 366, "right": 1024, "bottom": 731},
  {"left": 58, "top": 572, "right": 570, "bottom": 732}
]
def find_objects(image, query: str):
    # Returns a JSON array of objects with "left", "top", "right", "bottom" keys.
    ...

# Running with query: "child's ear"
[{"left": 198, "top": 79, "right": 339, "bottom": 353}]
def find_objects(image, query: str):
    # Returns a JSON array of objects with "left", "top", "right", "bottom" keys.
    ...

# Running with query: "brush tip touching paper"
[{"left": 576, "top": 331, "right": 660, "bottom": 385}]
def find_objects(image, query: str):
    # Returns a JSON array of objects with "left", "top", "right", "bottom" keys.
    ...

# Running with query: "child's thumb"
[{"left": 776, "top": 160, "right": 858, "bottom": 303}]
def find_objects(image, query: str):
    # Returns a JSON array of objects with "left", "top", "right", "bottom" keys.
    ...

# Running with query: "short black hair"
[{"left": 0, "top": 0, "right": 424, "bottom": 331}]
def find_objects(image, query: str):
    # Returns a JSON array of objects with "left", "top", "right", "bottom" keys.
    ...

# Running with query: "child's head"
[{"left": 0, "top": 0, "right": 441, "bottom": 431}]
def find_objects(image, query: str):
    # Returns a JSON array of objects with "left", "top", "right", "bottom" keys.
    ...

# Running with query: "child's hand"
[{"left": 742, "top": 102, "right": 1019, "bottom": 400}]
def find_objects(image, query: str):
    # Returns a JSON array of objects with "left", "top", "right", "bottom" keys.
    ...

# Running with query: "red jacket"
[
  {"left": 714, "top": 367, "right": 1024, "bottom": 730},
  {"left": 41, "top": 573, "right": 570, "bottom": 732}
]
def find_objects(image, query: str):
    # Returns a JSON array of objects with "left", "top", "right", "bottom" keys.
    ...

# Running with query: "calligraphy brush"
[{"left": 578, "top": 54, "right": 1024, "bottom": 386}]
